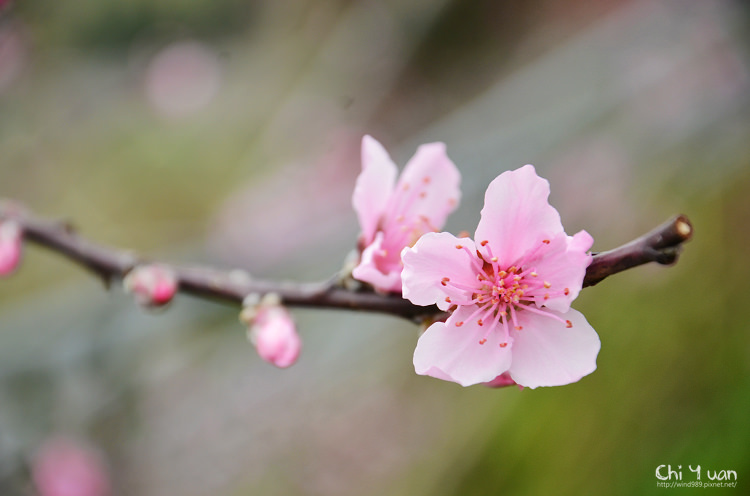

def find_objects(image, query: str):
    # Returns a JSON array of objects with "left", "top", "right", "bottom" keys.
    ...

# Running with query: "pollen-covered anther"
[
  {"left": 477, "top": 319, "right": 484, "bottom": 326},
  {"left": 543, "top": 281, "right": 552, "bottom": 288},
  {"left": 480, "top": 240, "right": 489, "bottom": 246},
  {"left": 566, "top": 320, "right": 573, "bottom": 328},
  {"left": 441, "top": 277, "right": 450, "bottom": 286},
  {"left": 499, "top": 342, "right": 508, "bottom": 348},
  {"left": 445, "top": 297, "right": 452, "bottom": 303},
  {"left": 530, "top": 271, "right": 538, "bottom": 277},
  {"left": 479, "top": 338, "right": 487, "bottom": 345},
  {"left": 544, "top": 293, "right": 549, "bottom": 300},
  {"left": 564, "top": 288, "right": 570, "bottom": 295},
  {"left": 455, "top": 321, "right": 464, "bottom": 327},
  {"left": 491, "top": 257, "right": 498, "bottom": 262},
  {"left": 542, "top": 239, "right": 550, "bottom": 244},
  {"left": 515, "top": 326, "right": 523, "bottom": 330},
  {"left": 455, "top": 244, "right": 463, "bottom": 250}
]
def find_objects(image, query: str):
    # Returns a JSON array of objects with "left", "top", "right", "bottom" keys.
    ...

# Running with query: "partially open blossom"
[
  {"left": 0, "top": 220, "right": 22, "bottom": 276},
  {"left": 123, "top": 264, "right": 178, "bottom": 307},
  {"left": 402, "top": 165, "right": 600, "bottom": 388},
  {"left": 32, "top": 437, "right": 111, "bottom": 496},
  {"left": 242, "top": 295, "right": 301, "bottom": 368},
  {"left": 352, "top": 135, "right": 461, "bottom": 292}
]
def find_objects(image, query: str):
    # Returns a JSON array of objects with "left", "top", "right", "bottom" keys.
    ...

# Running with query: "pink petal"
[
  {"left": 414, "top": 306, "right": 513, "bottom": 387},
  {"left": 385, "top": 142, "right": 460, "bottom": 234},
  {"left": 475, "top": 165, "right": 564, "bottom": 266},
  {"left": 401, "top": 232, "right": 481, "bottom": 310},
  {"left": 530, "top": 230, "right": 593, "bottom": 313},
  {"left": 352, "top": 231, "right": 404, "bottom": 293},
  {"left": 508, "top": 308, "right": 600, "bottom": 389},
  {"left": 352, "top": 135, "right": 398, "bottom": 244}
]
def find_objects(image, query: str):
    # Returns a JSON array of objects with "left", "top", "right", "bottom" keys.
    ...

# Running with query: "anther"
[
  {"left": 402, "top": 183, "right": 410, "bottom": 191},
  {"left": 455, "top": 321, "right": 464, "bottom": 327},
  {"left": 544, "top": 294, "right": 549, "bottom": 300},
  {"left": 455, "top": 244, "right": 463, "bottom": 249},
  {"left": 491, "top": 257, "right": 498, "bottom": 262},
  {"left": 543, "top": 281, "right": 551, "bottom": 288},
  {"left": 479, "top": 338, "right": 487, "bottom": 345},
  {"left": 564, "top": 288, "right": 570, "bottom": 295},
  {"left": 530, "top": 271, "right": 538, "bottom": 277},
  {"left": 445, "top": 297, "right": 452, "bottom": 303},
  {"left": 542, "top": 239, "right": 550, "bottom": 244},
  {"left": 441, "top": 277, "right": 450, "bottom": 286},
  {"left": 565, "top": 320, "right": 573, "bottom": 328},
  {"left": 477, "top": 319, "right": 484, "bottom": 326},
  {"left": 499, "top": 342, "right": 508, "bottom": 348},
  {"left": 515, "top": 326, "right": 523, "bottom": 330},
  {"left": 480, "top": 240, "right": 489, "bottom": 246},
  {"left": 423, "top": 176, "right": 431, "bottom": 184},
  {"left": 419, "top": 192, "right": 427, "bottom": 198}
]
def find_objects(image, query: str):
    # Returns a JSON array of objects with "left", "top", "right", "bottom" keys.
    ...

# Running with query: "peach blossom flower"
[
  {"left": 352, "top": 135, "right": 460, "bottom": 292},
  {"left": 402, "top": 165, "right": 600, "bottom": 388}
]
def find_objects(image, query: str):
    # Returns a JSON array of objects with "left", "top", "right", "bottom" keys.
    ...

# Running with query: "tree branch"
[{"left": 0, "top": 199, "right": 692, "bottom": 322}]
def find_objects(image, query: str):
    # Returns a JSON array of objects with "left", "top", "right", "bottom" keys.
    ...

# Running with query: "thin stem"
[{"left": 0, "top": 199, "right": 692, "bottom": 322}]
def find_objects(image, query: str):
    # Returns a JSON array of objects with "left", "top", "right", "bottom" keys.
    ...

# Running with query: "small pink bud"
[
  {"left": 245, "top": 300, "right": 301, "bottom": 368},
  {"left": 0, "top": 220, "right": 22, "bottom": 276},
  {"left": 123, "top": 264, "right": 178, "bottom": 307},
  {"left": 32, "top": 436, "right": 111, "bottom": 496},
  {"left": 482, "top": 372, "right": 522, "bottom": 390}
]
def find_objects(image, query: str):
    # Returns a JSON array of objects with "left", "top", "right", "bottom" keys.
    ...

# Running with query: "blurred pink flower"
[
  {"left": 245, "top": 301, "right": 301, "bottom": 368},
  {"left": 0, "top": 220, "right": 22, "bottom": 275},
  {"left": 123, "top": 264, "right": 178, "bottom": 307},
  {"left": 352, "top": 135, "right": 460, "bottom": 293},
  {"left": 402, "top": 165, "right": 600, "bottom": 388},
  {"left": 32, "top": 437, "right": 111, "bottom": 496}
]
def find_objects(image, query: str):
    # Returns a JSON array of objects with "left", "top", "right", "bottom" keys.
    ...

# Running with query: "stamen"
[
  {"left": 543, "top": 281, "right": 552, "bottom": 288},
  {"left": 441, "top": 277, "right": 450, "bottom": 286},
  {"left": 542, "top": 239, "right": 550, "bottom": 244},
  {"left": 566, "top": 320, "right": 573, "bottom": 328},
  {"left": 479, "top": 338, "right": 487, "bottom": 345},
  {"left": 499, "top": 342, "right": 508, "bottom": 348},
  {"left": 455, "top": 321, "right": 464, "bottom": 327}
]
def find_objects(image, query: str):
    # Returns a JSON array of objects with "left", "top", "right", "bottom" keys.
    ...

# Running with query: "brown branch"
[{"left": 0, "top": 199, "right": 692, "bottom": 322}]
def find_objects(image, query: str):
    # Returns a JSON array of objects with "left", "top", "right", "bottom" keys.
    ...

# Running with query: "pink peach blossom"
[
  {"left": 402, "top": 165, "right": 600, "bottom": 388},
  {"left": 352, "top": 135, "right": 460, "bottom": 292},
  {"left": 247, "top": 303, "right": 301, "bottom": 368},
  {"left": 0, "top": 220, "right": 22, "bottom": 276},
  {"left": 123, "top": 264, "right": 178, "bottom": 307}
]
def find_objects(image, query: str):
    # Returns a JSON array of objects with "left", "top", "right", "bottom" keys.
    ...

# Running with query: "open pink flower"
[
  {"left": 352, "top": 135, "right": 460, "bottom": 292},
  {"left": 402, "top": 165, "right": 600, "bottom": 388}
]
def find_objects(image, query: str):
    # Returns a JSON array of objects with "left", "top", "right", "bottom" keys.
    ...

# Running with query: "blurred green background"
[{"left": 1, "top": 0, "right": 749, "bottom": 494}]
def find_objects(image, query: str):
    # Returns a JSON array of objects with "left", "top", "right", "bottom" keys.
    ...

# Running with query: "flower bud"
[
  {"left": 0, "top": 220, "right": 22, "bottom": 276},
  {"left": 123, "top": 264, "right": 178, "bottom": 308},
  {"left": 482, "top": 372, "right": 522, "bottom": 389},
  {"left": 243, "top": 295, "right": 301, "bottom": 368}
]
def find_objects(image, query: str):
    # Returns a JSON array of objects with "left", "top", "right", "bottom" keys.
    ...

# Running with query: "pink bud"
[
  {"left": 32, "top": 437, "right": 111, "bottom": 496},
  {"left": 247, "top": 304, "right": 301, "bottom": 368},
  {"left": 123, "top": 264, "right": 178, "bottom": 307},
  {"left": 0, "top": 220, "right": 22, "bottom": 276},
  {"left": 482, "top": 372, "right": 522, "bottom": 389}
]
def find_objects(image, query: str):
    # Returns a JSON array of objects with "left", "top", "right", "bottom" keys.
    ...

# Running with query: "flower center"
[{"left": 441, "top": 239, "right": 572, "bottom": 347}]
